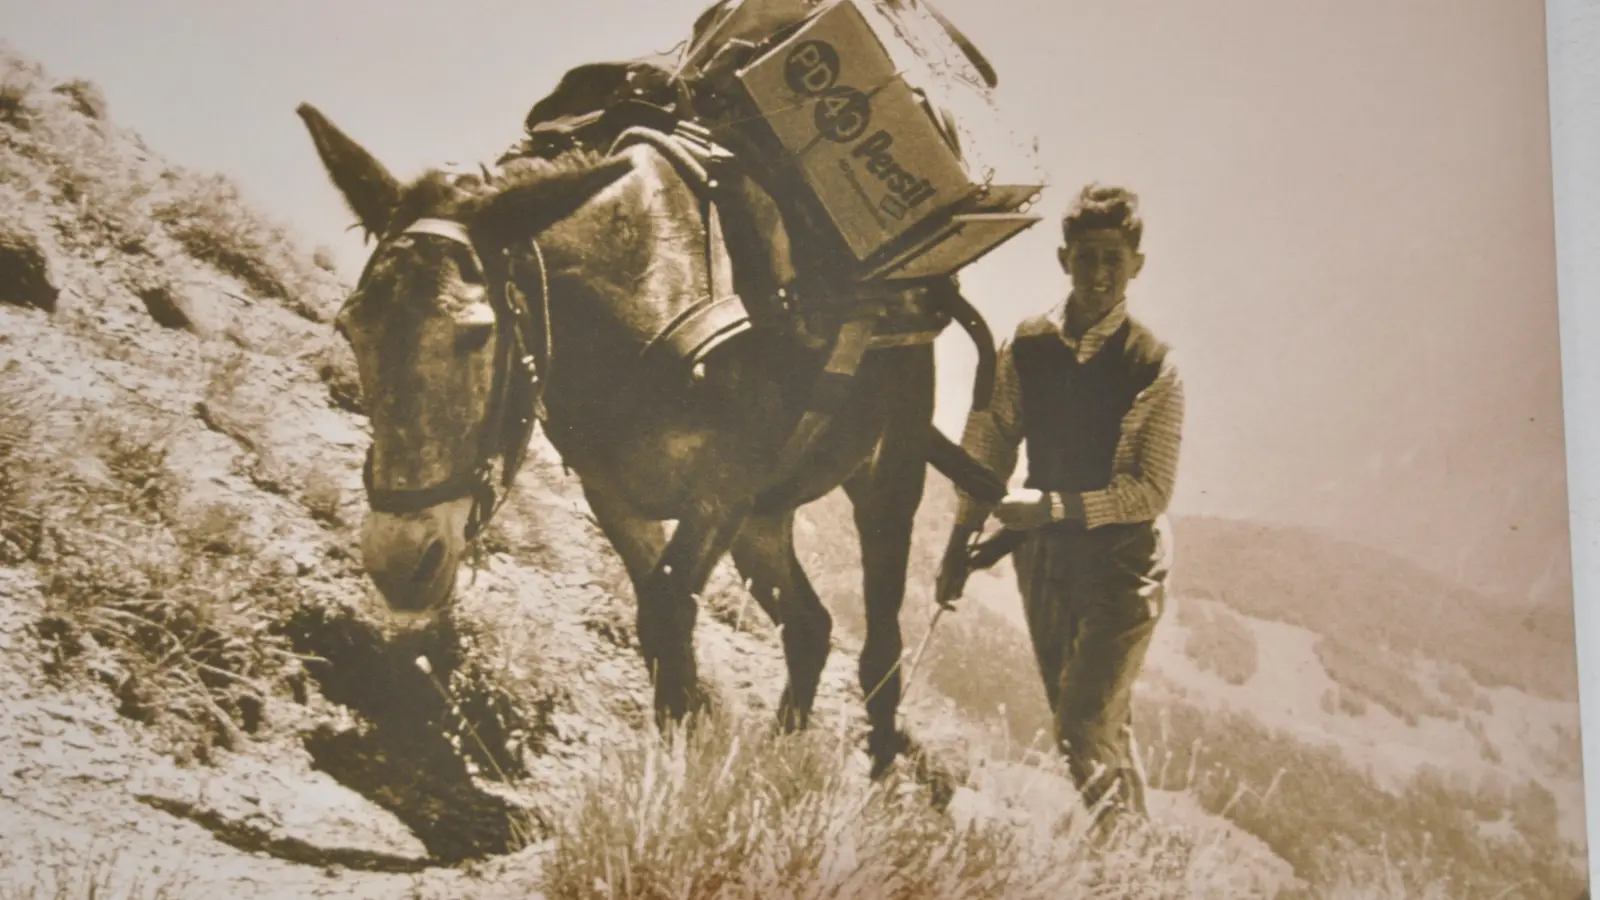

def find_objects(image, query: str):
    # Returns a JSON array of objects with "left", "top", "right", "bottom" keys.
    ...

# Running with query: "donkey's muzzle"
[{"left": 359, "top": 504, "right": 471, "bottom": 616}]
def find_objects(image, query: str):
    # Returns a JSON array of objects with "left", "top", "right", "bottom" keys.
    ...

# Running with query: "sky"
[{"left": 0, "top": 0, "right": 1573, "bottom": 610}]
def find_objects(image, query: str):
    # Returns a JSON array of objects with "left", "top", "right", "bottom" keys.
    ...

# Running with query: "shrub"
[
  {"left": 1435, "top": 667, "right": 1494, "bottom": 714},
  {"left": 1136, "top": 697, "right": 1587, "bottom": 899},
  {"left": 50, "top": 77, "right": 108, "bottom": 121},
  {"left": 0, "top": 55, "right": 41, "bottom": 128},
  {"left": 1181, "top": 603, "right": 1260, "bottom": 685},
  {"left": 1312, "top": 636, "right": 1455, "bottom": 726}
]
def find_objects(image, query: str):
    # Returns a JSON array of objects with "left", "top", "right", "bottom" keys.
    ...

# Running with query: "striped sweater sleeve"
[{"left": 1076, "top": 353, "right": 1186, "bottom": 528}]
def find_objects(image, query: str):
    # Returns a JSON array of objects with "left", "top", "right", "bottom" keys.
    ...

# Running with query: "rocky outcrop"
[{"left": 0, "top": 228, "right": 57, "bottom": 313}]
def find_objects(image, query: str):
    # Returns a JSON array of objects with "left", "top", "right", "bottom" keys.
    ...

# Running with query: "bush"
[
  {"left": 1181, "top": 602, "right": 1260, "bottom": 685},
  {"left": 50, "top": 77, "right": 107, "bottom": 121},
  {"left": 0, "top": 54, "right": 42, "bottom": 128},
  {"left": 1435, "top": 667, "right": 1494, "bottom": 714},
  {"left": 1312, "top": 636, "right": 1455, "bottom": 726}
]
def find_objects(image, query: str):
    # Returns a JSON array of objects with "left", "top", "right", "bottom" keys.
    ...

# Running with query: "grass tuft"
[{"left": 542, "top": 703, "right": 1247, "bottom": 900}]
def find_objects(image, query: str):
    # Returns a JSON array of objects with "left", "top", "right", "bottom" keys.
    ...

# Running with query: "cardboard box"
[{"left": 730, "top": 0, "right": 1044, "bottom": 279}]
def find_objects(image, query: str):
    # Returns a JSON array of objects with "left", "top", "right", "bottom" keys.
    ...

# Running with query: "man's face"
[{"left": 1058, "top": 227, "right": 1144, "bottom": 319}]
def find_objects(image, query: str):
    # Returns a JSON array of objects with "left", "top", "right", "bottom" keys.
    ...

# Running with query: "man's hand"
[
  {"left": 995, "top": 488, "right": 1056, "bottom": 530},
  {"left": 935, "top": 525, "right": 979, "bottom": 609}
]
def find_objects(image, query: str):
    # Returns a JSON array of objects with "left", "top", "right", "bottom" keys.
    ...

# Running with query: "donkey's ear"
[
  {"left": 471, "top": 155, "right": 636, "bottom": 240},
  {"left": 297, "top": 103, "right": 402, "bottom": 241}
]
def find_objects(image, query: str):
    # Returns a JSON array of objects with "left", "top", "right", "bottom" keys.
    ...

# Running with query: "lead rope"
[
  {"left": 862, "top": 602, "right": 948, "bottom": 722},
  {"left": 414, "top": 655, "right": 513, "bottom": 784},
  {"left": 530, "top": 238, "right": 551, "bottom": 423}
]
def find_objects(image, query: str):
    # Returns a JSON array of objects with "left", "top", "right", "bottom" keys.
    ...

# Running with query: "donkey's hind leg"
[
  {"left": 842, "top": 346, "right": 934, "bottom": 779},
  {"left": 729, "top": 510, "right": 833, "bottom": 732}
]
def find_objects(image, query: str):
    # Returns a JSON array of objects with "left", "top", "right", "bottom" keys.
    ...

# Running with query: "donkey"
[{"left": 296, "top": 102, "right": 1002, "bottom": 777}]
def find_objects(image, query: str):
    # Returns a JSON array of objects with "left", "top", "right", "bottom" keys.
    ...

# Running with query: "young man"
[{"left": 936, "top": 183, "right": 1186, "bottom": 837}]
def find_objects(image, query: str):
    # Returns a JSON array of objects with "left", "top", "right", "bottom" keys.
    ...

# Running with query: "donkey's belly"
[{"left": 561, "top": 405, "right": 880, "bottom": 522}]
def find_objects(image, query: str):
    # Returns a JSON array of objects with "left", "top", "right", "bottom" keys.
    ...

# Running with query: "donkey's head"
[{"left": 297, "top": 103, "right": 631, "bottom": 620}]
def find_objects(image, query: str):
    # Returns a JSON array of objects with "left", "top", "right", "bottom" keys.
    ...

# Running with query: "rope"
[
  {"left": 414, "top": 654, "right": 514, "bottom": 785},
  {"left": 862, "top": 602, "right": 948, "bottom": 721}
]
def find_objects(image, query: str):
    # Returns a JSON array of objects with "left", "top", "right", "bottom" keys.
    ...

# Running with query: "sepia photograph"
[{"left": 0, "top": 0, "right": 1590, "bottom": 897}]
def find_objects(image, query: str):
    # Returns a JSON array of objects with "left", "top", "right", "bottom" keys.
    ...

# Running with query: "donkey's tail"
[{"left": 932, "top": 283, "right": 997, "bottom": 413}]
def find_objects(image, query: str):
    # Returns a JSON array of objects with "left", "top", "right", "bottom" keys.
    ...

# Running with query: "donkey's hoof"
[
  {"left": 866, "top": 728, "right": 912, "bottom": 779},
  {"left": 652, "top": 684, "right": 717, "bottom": 734},
  {"left": 774, "top": 703, "right": 811, "bottom": 735}
]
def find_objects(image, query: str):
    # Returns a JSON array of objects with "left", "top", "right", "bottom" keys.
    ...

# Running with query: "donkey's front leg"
[{"left": 636, "top": 499, "right": 747, "bottom": 727}]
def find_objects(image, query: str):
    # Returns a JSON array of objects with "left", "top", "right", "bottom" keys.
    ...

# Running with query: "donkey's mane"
[
  {"left": 382, "top": 144, "right": 613, "bottom": 237},
  {"left": 386, "top": 170, "right": 476, "bottom": 232},
  {"left": 492, "top": 145, "right": 609, "bottom": 187}
]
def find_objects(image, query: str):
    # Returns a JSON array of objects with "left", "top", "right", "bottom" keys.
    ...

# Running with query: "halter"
[{"left": 358, "top": 216, "right": 551, "bottom": 542}]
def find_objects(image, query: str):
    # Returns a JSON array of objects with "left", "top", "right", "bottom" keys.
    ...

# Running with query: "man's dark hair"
[{"left": 1062, "top": 183, "right": 1143, "bottom": 250}]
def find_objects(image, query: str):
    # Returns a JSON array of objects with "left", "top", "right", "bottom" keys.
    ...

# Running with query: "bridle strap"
[
  {"left": 363, "top": 449, "right": 490, "bottom": 513},
  {"left": 402, "top": 217, "right": 475, "bottom": 248},
  {"left": 358, "top": 216, "right": 547, "bottom": 540}
]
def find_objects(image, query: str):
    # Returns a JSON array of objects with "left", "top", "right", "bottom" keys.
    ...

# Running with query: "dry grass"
[
  {"left": 300, "top": 463, "right": 346, "bottom": 527},
  {"left": 0, "top": 362, "right": 304, "bottom": 763},
  {"left": 1311, "top": 842, "right": 1456, "bottom": 900},
  {"left": 0, "top": 363, "right": 50, "bottom": 563},
  {"left": 541, "top": 703, "right": 1240, "bottom": 900},
  {"left": 150, "top": 171, "right": 323, "bottom": 313}
]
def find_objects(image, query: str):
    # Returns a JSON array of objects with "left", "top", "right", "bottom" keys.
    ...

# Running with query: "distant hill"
[{"left": 1168, "top": 514, "right": 1580, "bottom": 701}]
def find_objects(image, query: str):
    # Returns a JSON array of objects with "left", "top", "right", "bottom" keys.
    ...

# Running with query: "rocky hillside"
[{"left": 0, "top": 43, "right": 1332, "bottom": 900}]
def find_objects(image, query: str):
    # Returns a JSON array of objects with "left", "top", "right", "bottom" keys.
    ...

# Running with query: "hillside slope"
[
  {"left": 0, "top": 44, "right": 1308, "bottom": 900},
  {"left": 849, "top": 476, "right": 1590, "bottom": 897}
]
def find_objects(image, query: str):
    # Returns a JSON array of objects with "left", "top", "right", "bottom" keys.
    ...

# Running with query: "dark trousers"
[{"left": 1013, "top": 515, "right": 1171, "bottom": 832}]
